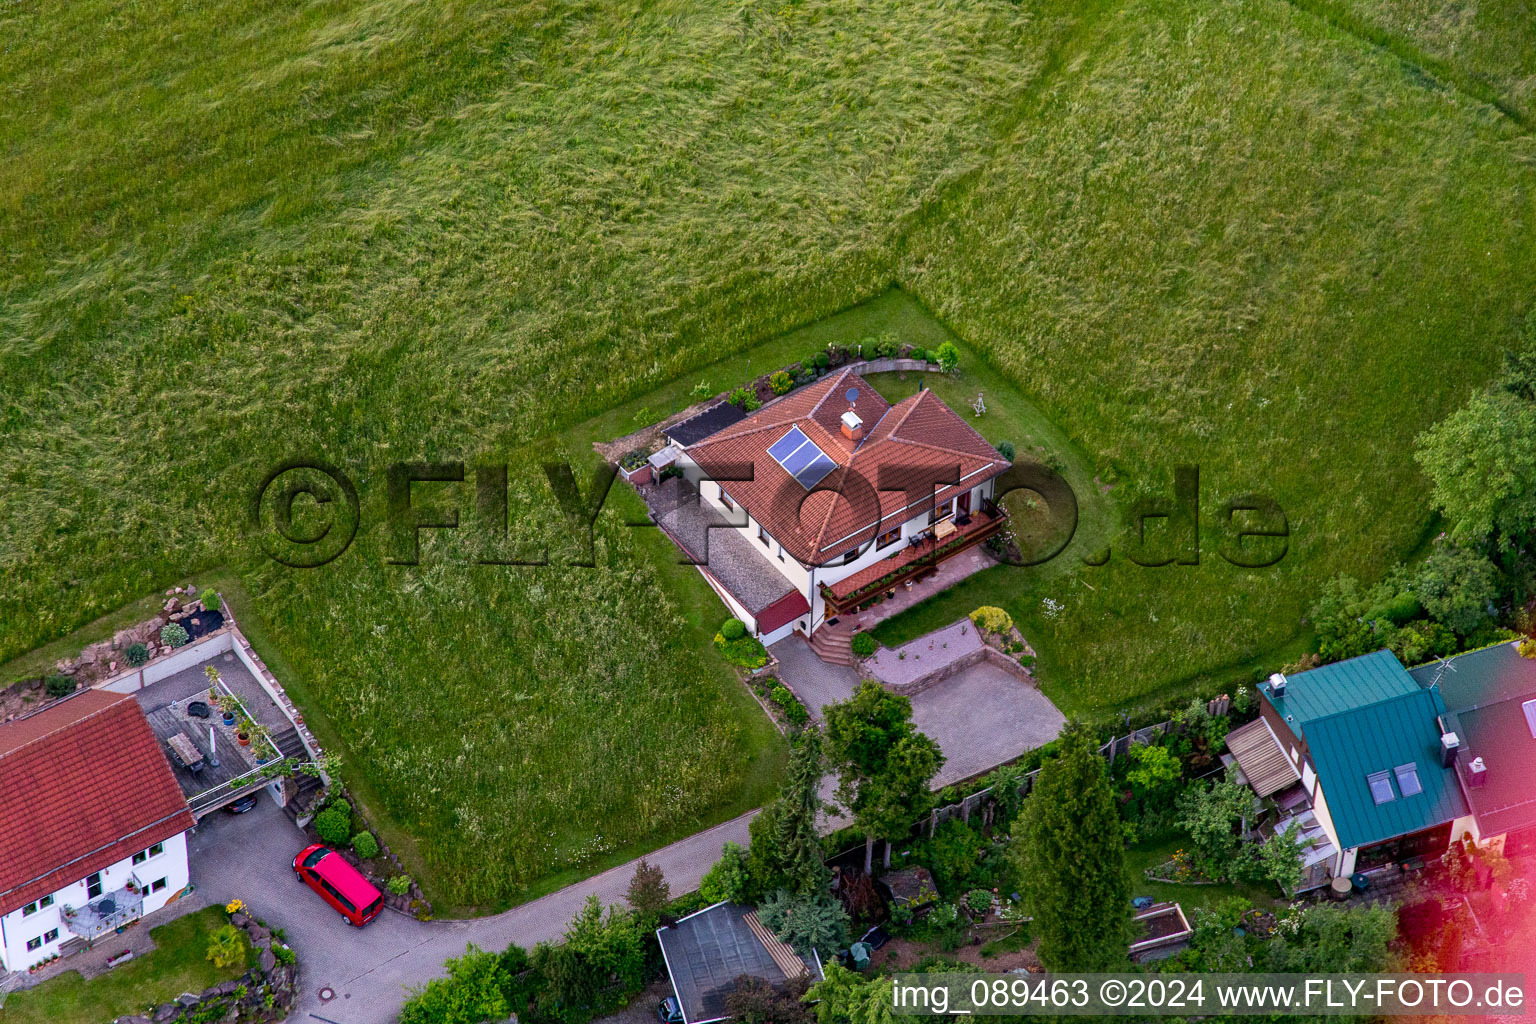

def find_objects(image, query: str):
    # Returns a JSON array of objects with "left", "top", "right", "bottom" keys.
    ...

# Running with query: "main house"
[
  {"left": 1228, "top": 640, "right": 1536, "bottom": 888},
  {"left": 0, "top": 689, "right": 194, "bottom": 972},
  {"left": 653, "top": 367, "right": 1011, "bottom": 645}
]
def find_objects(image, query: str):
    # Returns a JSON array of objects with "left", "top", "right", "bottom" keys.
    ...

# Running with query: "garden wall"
[
  {"left": 878, "top": 645, "right": 1034, "bottom": 697},
  {"left": 98, "top": 629, "right": 234, "bottom": 693}
]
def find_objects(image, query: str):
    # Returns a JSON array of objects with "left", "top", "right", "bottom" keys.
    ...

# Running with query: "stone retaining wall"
[
  {"left": 114, "top": 911, "right": 298, "bottom": 1024},
  {"left": 874, "top": 644, "right": 1035, "bottom": 697}
]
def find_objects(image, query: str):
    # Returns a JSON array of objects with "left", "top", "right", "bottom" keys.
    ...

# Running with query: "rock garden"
[{"left": 0, "top": 584, "right": 225, "bottom": 721}]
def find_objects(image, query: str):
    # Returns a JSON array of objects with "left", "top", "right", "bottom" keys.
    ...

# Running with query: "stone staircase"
[
  {"left": 809, "top": 622, "right": 855, "bottom": 666},
  {"left": 271, "top": 726, "right": 322, "bottom": 806}
]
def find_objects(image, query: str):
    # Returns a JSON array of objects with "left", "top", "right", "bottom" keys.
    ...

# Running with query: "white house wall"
[{"left": 0, "top": 831, "right": 189, "bottom": 972}]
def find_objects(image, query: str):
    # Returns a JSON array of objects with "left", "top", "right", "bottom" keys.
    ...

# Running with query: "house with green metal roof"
[
  {"left": 1240, "top": 650, "right": 1476, "bottom": 884},
  {"left": 1407, "top": 641, "right": 1536, "bottom": 853}
]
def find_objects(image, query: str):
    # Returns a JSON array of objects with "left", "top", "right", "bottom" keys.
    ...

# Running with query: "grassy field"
[
  {"left": 0, "top": 907, "right": 247, "bottom": 1024},
  {"left": 2, "top": 0, "right": 1534, "bottom": 906}
]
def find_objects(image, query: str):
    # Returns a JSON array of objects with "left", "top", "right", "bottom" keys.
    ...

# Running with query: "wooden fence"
[{"left": 922, "top": 693, "right": 1235, "bottom": 835}]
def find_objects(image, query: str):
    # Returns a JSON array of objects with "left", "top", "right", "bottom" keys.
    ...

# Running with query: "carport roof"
[{"left": 657, "top": 902, "right": 822, "bottom": 1024}]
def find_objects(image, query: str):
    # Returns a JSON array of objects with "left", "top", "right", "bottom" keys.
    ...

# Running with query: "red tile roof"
[
  {"left": 0, "top": 690, "right": 194, "bottom": 916},
  {"left": 685, "top": 368, "right": 1008, "bottom": 565}
]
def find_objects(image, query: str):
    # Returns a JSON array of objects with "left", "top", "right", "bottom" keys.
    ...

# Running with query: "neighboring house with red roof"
[
  {"left": 0, "top": 689, "right": 194, "bottom": 972},
  {"left": 665, "top": 367, "right": 1011, "bottom": 645}
]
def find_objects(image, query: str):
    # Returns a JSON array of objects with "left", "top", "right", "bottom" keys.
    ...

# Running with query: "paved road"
[
  {"left": 189, "top": 639, "right": 1062, "bottom": 1023},
  {"left": 190, "top": 797, "right": 755, "bottom": 1024}
]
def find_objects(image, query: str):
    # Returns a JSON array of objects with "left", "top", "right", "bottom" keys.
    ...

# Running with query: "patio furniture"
[
  {"left": 166, "top": 732, "right": 206, "bottom": 774},
  {"left": 933, "top": 519, "right": 957, "bottom": 541}
]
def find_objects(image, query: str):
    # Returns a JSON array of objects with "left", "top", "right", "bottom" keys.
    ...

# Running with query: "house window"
[
  {"left": 87, "top": 873, "right": 102, "bottom": 899},
  {"left": 777, "top": 551, "right": 785, "bottom": 562},
  {"left": 43, "top": 928, "right": 57, "bottom": 943},
  {"left": 758, "top": 525, "right": 769, "bottom": 546},
  {"left": 877, "top": 526, "right": 901, "bottom": 549},
  {"left": 26, "top": 937, "right": 41, "bottom": 952},
  {"left": 151, "top": 877, "right": 167, "bottom": 893},
  {"left": 21, "top": 901, "right": 37, "bottom": 917},
  {"left": 841, "top": 546, "right": 860, "bottom": 565},
  {"left": 719, "top": 489, "right": 735, "bottom": 513},
  {"left": 149, "top": 843, "right": 163, "bottom": 857},
  {"left": 40, "top": 895, "right": 53, "bottom": 909},
  {"left": 1393, "top": 763, "right": 1423, "bottom": 798},
  {"left": 133, "top": 851, "right": 147, "bottom": 865},
  {"left": 1366, "top": 770, "right": 1396, "bottom": 805}
]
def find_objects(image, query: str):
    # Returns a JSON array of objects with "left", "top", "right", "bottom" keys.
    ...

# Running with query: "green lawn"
[
  {"left": 1125, "top": 838, "right": 1280, "bottom": 918},
  {"left": 2, "top": 0, "right": 1534, "bottom": 911},
  {"left": 1, "top": 907, "right": 247, "bottom": 1024}
]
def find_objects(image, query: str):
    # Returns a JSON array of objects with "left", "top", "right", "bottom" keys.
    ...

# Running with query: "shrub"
[
  {"left": 701, "top": 842, "right": 750, "bottom": 903},
  {"left": 272, "top": 944, "right": 297, "bottom": 966},
  {"left": 715, "top": 632, "right": 768, "bottom": 669},
  {"left": 909, "top": 819, "right": 988, "bottom": 895},
  {"left": 727, "top": 386, "right": 759, "bottom": 411},
  {"left": 963, "top": 889, "right": 994, "bottom": 915},
  {"left": 44, "top": 674, "right": 75, "bottom": 698},
  {"left": 934, "top": 340, "right": 960, "bottom": 373},
  {"left": 908, "top": 346, "right": 927, "bottom": 362},
  {"left": 202, "top": 590, "right": 222, "bottom": 613},
  {"left": 814, "top": 351, "right": 830, "bottom": 370},
  {"left": 770, "top": 685, "right": 809, "bottom": 726},
  {"left": 759, "top": 889, "right": 849, "bottom": 954},
  {"left": 126, "top": 641, "right": 150, "bottom": 667},
  {"left": 850, "top": 632, "right": 877, "bottom": 657},
  {"left": 721, "top": 617, "right": 747, "bottom": 641},
  {"left": 206, "top": 925, "right": 246, "bottom": 969},
  {"left": 969, "top": 606, "right": 1013, "bottom": 635},
  {"left": 995, "top": 440, "right": 1016, "bottom": 462},
  {"left": 161, "top": 622, "right": 190, "bottom": 648},
  {"left": 874, "top": 335, "right": 899, "bottom": 359},
  {"left": 388, "top": 875, "right": 413, "bottom": 896},
  {"left": 314, "top": 805, "right": 352, "bottom": 846},
  {"left": 770, "top": 370, "right": 794, "bottom": 396},
  {"left": 691, "top": 381, "right": 713, "bottom": 400},
  {"left": 353, "top": 831, "right": 380, "bottom": 859}
]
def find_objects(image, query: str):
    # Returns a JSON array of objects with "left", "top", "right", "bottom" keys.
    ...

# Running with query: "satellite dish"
[{"left": 845, "top": 387, "right": 859, "bottom": 403}]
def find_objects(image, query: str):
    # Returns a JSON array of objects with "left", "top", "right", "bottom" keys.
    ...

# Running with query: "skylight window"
[
  {"left": 1366, "top": 770, "right": 1396, "bottom": 805},
  {"left": 1393, "top": 763, "right": 1422, "bottom": 798},
  {"left": 768, "top": 427, "right": 837, "bottom": 489},
  {"left": 1523, "top": 699, "right": 1536, "bottom": 739}
]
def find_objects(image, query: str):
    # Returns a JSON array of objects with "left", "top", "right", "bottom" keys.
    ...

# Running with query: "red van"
[{"left": 292, "top": 844, "right": 384, "bottom": 926}]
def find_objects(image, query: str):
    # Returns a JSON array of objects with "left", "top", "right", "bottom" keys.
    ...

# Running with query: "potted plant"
[
  {"left": 217, "top": 694, "right": 239, "bottom": 726},
  {"left": 236, "top": 716, "right": 253, "bottom": 746}
]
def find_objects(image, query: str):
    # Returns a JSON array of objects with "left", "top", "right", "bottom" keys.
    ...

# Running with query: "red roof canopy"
[{"left": 0, "top": 690, "right": 194, "bottom": 916}]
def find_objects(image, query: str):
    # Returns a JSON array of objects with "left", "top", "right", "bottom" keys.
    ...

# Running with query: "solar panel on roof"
[
  {"left": 768, "top": 428, "right": 809, "bottom": 462},
  {"left": 781, "top": 443, "right": 820, "bottom": 477},
  {"left": 769, "top": 426, "right": 841, "bottom": 489},
  {"left": 795, "top": 454, "right": 837, "bottom": 489}
]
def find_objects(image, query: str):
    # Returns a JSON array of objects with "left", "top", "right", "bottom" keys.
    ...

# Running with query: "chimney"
[
  {"left": 1268, "top": 672, "right": 1286, "bottom": 699},
  {"left": 1441, "top": 731, "right": 1460, "bottom": 768},
  {"left": 1468, "top": 756, "right": 1487, "bottom": 787},
  {"left": 841, "top": 410, "right": 864, "bottom": 442}
]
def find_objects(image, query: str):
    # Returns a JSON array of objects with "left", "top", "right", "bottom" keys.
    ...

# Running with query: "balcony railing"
[
  {"left": 62, "top": 886, "right": 144, "bottom": 941},
  {"left": 821, "top": 499, "right": 1009, "bottom": 614}
]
